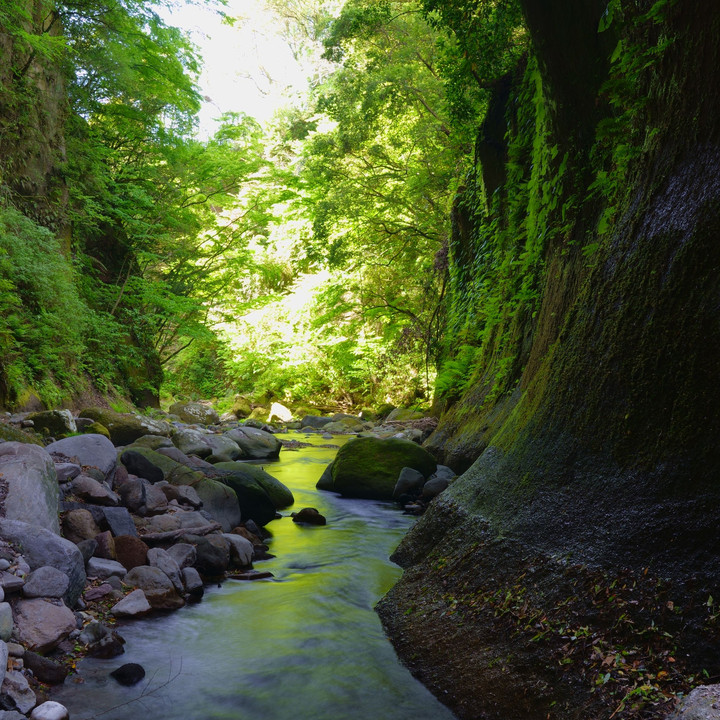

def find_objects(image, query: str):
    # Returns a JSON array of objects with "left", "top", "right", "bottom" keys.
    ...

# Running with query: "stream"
[{"left": 51, "top": 432, "right": 456, "bottom": 720}]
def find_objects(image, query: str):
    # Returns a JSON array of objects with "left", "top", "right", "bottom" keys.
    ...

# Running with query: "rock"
[
  {"left": 292, "top": 508, "right": 327, "bottom": 526},
  {"left": 70, "top": 474, "right": 119, "bottom": 506},
  {"left": 93, "top": 530, "right": 116, "bottom": 560},
  {"left": 172, "top": 474, "right": 240, "bottom": 532},
  {"left": 204, "top": 434, "right": 242, "bottom": 463},
  {"left": 87, "top": 558, "right": 126, "bottom": 580},
  {"left": 27, "top": 410, "right": 76, "bottom": 438},
  {"left": 0, "top": 642, "right": 6, "bottom": 688},
  {"left": 22, "top": 567, "right": 69, "bottom": 599},
  {"left": 392, "top": 467, "right": 426, "bottom": 501},
  {"left": 1, "top": 670, "right": 35, "bottom": 714},
  {"left": 30, "top": 701, "right": 69, "bottom": 720},
  {"left": 119, "top": 450, "right": 164, "bottom": 484},
  {"left": 75, "top": 539, "right": 97, "bottom": 565},
  {"left": 0, "top": 443, "right": 59, "bottom": 533},
  {"left": 386, "top": 408, "right": 425, "bottom": 422},
  {"left": 45, "top": 434, "right": 117, "bottom": 480},
  {"left": 667, "top": 685, "right": 720, "bottom": 719},
  {"left": 147, "top": 548, "right": 183, "bottom": 593},
  {"left": 268, "top": 402, "right": 293, "bottom": 423},
  {"left": 114, "top": 472, "right": 146, "bottom": 513},
  {"left": 222, "top": 533, "right": 253, "bottom": 567},
  {"left": 323, "top": 417, "right": 366, "bottom": 433},
  {"left": 12, "top": 598, "right": 76, "bottom": 653},
  {"left": 83, "top": 583, "right": 114, "bottom": 601},
  {"left": 180, "top": 534, "right": 229, "bottom": 577},
  {"left": 420, "top": 475, "right": 449, "bottom": 499},
  {"left": 209, "top": 464, "right": 276, "bottom": 526},
  {"left": 181, "top": 567, "right": 204, "bottom": 598},
  {"left": 224, "top": 427, "right": 281, "bottom": 459},
  {"left": 165, "top": 543, "right": 196, "bottom": 569},
  {"left": 110, "top": 663, "right": 146, "bottom": 686},
  {"left": 317, "top": 437, "right": 437, "bottom": 501},
  {"left": 110, "top": 588, "right": 152, "bottom": 617},
  {"left": 0, "top": 711, "right": 26, "bottom": 720},
  {"left": 53, "top": 463, "right": 80, "bottom": 484},
  {"left": 0, "top": 605, "right": 12, "bottom": 641},
  {"left": 78, "top": 408, "right": 172, "bottom": 446},
  {"left": 142, "top": 480, "right": 169, "bottom": 514},
  {"left": 175, "top": 484, "right": 203, "bottom": 508},
  {"left": 170, "top": 428, "right": 213, "bottom": 458},
  {"left": 101, "top": 506, "right": 138, "bottom": 537},
  {"left": 113, "top": 535, "right": 148, "bottom": 570},
  {"left": 124, "top": 566, "right": 184, "bottom": 610},
  {"left": 130, "top": 435, "right": 174, "bottom": 451},
  {"left": 23, "top": 652, "right": 68, "bottom": 685},
  {"left": 233, "top": 570, "right": 273, "bottom": 581},
  {"left": 0, "top": 574, "right": 23, "bottom": 595},
  {"left": 168, "top": 402, "right": 220, "bottom": 425},
  {"left": 62, "top": 509, "right": 101, "bottom": 544},
  {"left": 231, "top": 396, "right": 252, "bottom": 419},
  {"left": 214, "top": 460, "right": 293, "bottom": 510},
  {"left": 0, "top": 520, "right": 85, "bottom": 606},
  {"left": 300, "top": 415, "right": 332, "bottom": 429}
]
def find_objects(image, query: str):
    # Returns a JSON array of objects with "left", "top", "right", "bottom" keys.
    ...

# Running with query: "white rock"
[
  {"left": 30, "top": 702, "right": 69, "bottom": 720},
  {"left": 110, "top": 588, "right": 151, "bottom": 617}
]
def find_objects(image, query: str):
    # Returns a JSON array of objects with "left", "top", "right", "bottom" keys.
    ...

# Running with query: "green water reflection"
[{"left": 53, "top": 433, "right": 456, "bottom": 720}]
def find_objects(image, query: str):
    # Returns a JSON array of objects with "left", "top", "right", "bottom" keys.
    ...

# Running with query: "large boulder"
[
  {"left": 12, "top": 599, "right": 76, "bottom": 653},
  {"left": 0, "top": 519, "right": 85, "bottom": 606},
  {"left": 26, "top": 410, "right": 76, "bottom": 438},
  {"left": 231, "top": 396, "right": 252, "bottom": 419},
  {"left": 170, "top": 428, "right": 212, "bottom": 458},
  {"left": 46, "top": 434, "right": 117, "bottom": 480},
  {"left": 203, "top": 434, "right": 242, "bottom": 463},
  {"left": 385, "top": 408, "right": 425, "bottom": 423},
  {"left": 223, "top": 427, "right": 281, "bottom": 459},
  {"left": 0, "top": 443, "right": 59, "bottom": 533},
  {"left": 213, "top": 461, "right": 293, "bottom": 509},
  {"left": 78, "top": 408, "right": 171, "bottom": 446},
  {"left": 211, "top": 464, "right": 278, "bottom": 526},
  {"left": 317, "top": 437, "right": 437, "bottom": 501},
  {"left": 124, "top": 566, "right": 184, "bottom": 610},
  {"left": 168, "top": 402, "right": 220, "bottom": 426}
]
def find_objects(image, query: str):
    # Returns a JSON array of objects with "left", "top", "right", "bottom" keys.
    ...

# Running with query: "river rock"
[
  {"left": 300, "top": 415, "right": 332, "bottom": 429},
  {"left": 27, "top": 410, "right": 76, "bottom": 438},
  {"left": 78, "top": 408, "right": 172, "bottom": 446},
  {"left": 170, "top": 428, "right": 213, "bottom": 458},
  {"left": 0, "top": 520, "right": 85, "bottom": 606},
  {"left": 76, "top": 539, "right": 97, "bottom": 565},
  {"left": 0, "top": 604, "right": 12, "bottom": 641},
  {"left": 1, "top": 670, "right": 35, "bottom": 714},
  {"left": 169, "top": 402, "right": 220, "bottom": 426},
  {"left": 209, "top": 465, "right": 275, "bottom": 526},
  {"left": 70, "top": 474, "right": 119, "bottom": 506},
  {"left": 147, "top": 548, "right": 183, "bottom": 593},
  {"left": 420, "top": 475, "right": 449, "bottom": 499},
  {"left": 216, "top": 461, "right": 292, "bottom": 509},
  {"left": 13, "top": 599, "right": 75, "bottom": 653},
  {"left": 45, "top": 434, "right": 117, "bottom": 480},
  {"left": 224, "top": 427, "right": 281, "bottom": 459},
  {"left": 142, "top": 480, "right": 168, "bottom": 514},
  {"left": 317, "top": 437, "right": 437, "bottom": 501},
  {"left": 22, "top": 567, "right": 69, "bottom": 599},
  {"left": 268, "top": 402, "right": 293, "bottom": 423},
  {"left": 166, "top": 543, "right": 196, "bottom": 569},
  {"left": 181, "top": 534, "right": 229, "bottom": 577},
  {"left": 114, "top": 473, "right": 146, "bottom": 512},
  {"left": 93, "top": 530, "right": 115, "bottom": 560},
  {"left": 53, "top": 463, "right": 80, "bottom": 484},
  {"left": 62, "top": 509, "right": 101, "bottom": 544},
  {"left": 392, "top": 467, "right": 426, "bottom": 500},
  {"left": 110, "top": 662, "right": 146, "bottom": 686},
  {"left": 87, "top": 558, "right": 126, "bottom": 580},
  {"left": 0, "top": 641, "right": 6, "bottom": 688},
  {"left": 323, "top": 417, "right": 366, "bottom": 433},
  {"left": 102, "top": 506, "right": 137, "bottom": 537},
  {"left": 83, "top": 583, "right": 114, "bottom": 601},
  {"left": 114, "top": 535, "right": 148, "bottom": 570},
  {"left": 0, "top": 711, "right": 27, "bottom": 720},
  {"left": 222, "top": 533, "right": 253, "bottom": 567},
  {"left": 23, "top": 652, "right": 68, "bottom": 685},
  {"left": 131, "top": 435, "right": 174, "bottom": 451},
  {"left": 204, "top": 434, "right": 242, "bottom": 463},
  {"left": 110, "top": 589, "right": 152, "bottom": 617},
  {"left": 292, "top": 508, "right": 327, "bottom": 526},
  {"left": 0, "top": 443, "right": 59, "bottom": 533},
  {"left": 124, "top": 566, "right": 184, "bottom": 609},
  {"left": 182, "top": 566, "right": 204, "bottom": 598},
  {"left": 30, "top": 701, "right": 69, "bottom": 720},
  {"left": 119, "top": 450, "right": 164, "bottom": 484}
]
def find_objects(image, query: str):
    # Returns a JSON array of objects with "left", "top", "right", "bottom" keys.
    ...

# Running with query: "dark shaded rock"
[
  {"left": 70, "top": 474, "right": 119, "bottom": 506},
  {"left": 27, "top": 410, "right": 76, "bottom": 438},
  {"left": 180, "top": 534, "right": 229, "bottom": 577},
  {"left": 124, "top": 566, "right": 184, "bottom": 609},
  {"left": 182, "top": 566, "right": 204, "bottom": 599},
  {"left": 23, "top": 651, "right": 68, "bottom": 685},
  {"left": 75, "top": 539, "right": 97, "bottom": 565},
  {"left": 420, "top": 476, "right": 449, "bottom": 500},
  {"left": 22, "top": 566, "right": 69, "bottom": 599},
  {"left": 209, "top": 464, "right": 276, "bottom": 526},
  {"left": 120, "top": 451, "right": 164, "bottom": 484},
  {"left": 62, "top": 509, "right": 101, "bottom": 544},
  {"left": 110, "top": 662, "right": 145, "bottom": 686},
  {"left": 79, "top": 408, "right": 172, "bottom": 446},
  {"left": 113, "top": 535, "right": 148, "bottom": 571},
  {"left": 101, "top": 506, "right": 138, "bottom": 537},
  {"left": 300, "top": 415, "right": 332, "bottom": 429},
  {"left": 12, "top": 599, "right": 76, "bottom": 653},
  {"left": 166, "top": 543, "right": 196, "bottom": 569},
  {"left": 292, "top": 508, "right": 327, "bottom": 526},
  {"left": 93, "top": 530, "right": 115, "bottom": 560},
  {"left": 392, "top": 467, "right": 426, "bottom": 501},
  {"left": 53, "top": 463, "right": 81, "bottom": 484}
]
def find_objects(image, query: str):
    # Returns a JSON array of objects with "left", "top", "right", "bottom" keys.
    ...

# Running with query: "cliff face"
[{"left": 378, "top": 2, "right": 720, "bottom": 718}]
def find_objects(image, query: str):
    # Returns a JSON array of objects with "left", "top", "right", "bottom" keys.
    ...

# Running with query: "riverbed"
[{"left": 52, "top": 433, "right": 456, "bottom": 720}]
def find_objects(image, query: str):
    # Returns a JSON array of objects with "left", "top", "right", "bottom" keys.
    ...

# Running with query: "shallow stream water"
[{"left": 52, "top": 433, "right": 456, "bottom": 720}]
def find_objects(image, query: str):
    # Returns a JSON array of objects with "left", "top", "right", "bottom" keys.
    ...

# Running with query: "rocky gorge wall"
[{"left": 378, "top": 2, "right": 720, "bottom": 718}]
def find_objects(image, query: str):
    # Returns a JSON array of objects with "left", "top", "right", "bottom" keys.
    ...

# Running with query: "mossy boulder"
[
  {"left": 27, "top": 410, "right": 76, "bottom": 437},
  {"left": 224, "top": 427, "right": 281, "bottom": 459},
  {"left": 231, "top": 395, "right": 252, "bottom": 419},
  {"left": 210, "top": 462, "right": 279, "bottom": 526},
  {"left": 385, "top": 408, "right": 425, "bottom": 423},
  {"left": 213, "top": 461, "right": 294, "bottom": 509},
  {"left": 318, "top": 437, "right": 437, "bottom": 501},
  {"left": 79, "top": 408, "right": 171, "bottom": 446},
  {"left": 81, "top": 421, "right": 110, "bottom": 439},
  {"left": 0, "top": 425, "right": 42, "bottom": 445},
  {"left": 323, "top": 416, "right": 366, "bottom": 433},
  {"left": 168, "top": 402, "right": 220, "bottom": 426},
  {"left": 248, "top": 406, "right": 269, "bottom": 421}
]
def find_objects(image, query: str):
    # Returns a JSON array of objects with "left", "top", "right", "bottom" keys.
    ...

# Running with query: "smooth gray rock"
[
  {"left": 222, "top": 533, "right": 253, "bottom": 566},
  {"left": 87, "top": 558, "right": 127, "bottom": 580},
  {"left": 166, "top": 543, "right": 197, "bottom": 569},
  {"left": 142, "top": 480, "right": 168, "bottom": 514},
  {"left": 78, "top": 620, "right": 109, "bottom": 646},
  {"left": 147, "top": 548, "right": 183, "bottom": 594},
  {"left": 101, "top": 506, "right": 138, "bottom": 537},
  {"left": 204, "top": 434, "right": 242, "bottom": 463},
  {"left": 420, "top": 476, "right": 449, "bottom": 499},
  {"left": 300, "top": 415, "right": 332, "bottom": 429},
  {"left": 115, "top": 474, "right": 146, "bottom": 512},
  {"left": 0, "top": 640, "right": 7, "bottom": 688},
  {"left": 667, "top": 685, "right": 720, "bottom": 719},
  {"left": 71, "top": 474, "right": 119, "bottom": 506},
  {"left": 0, "top": 443, "right": 59, "bottom": 533},
  {"left": 30, "top": 701, "right": 69, "bottom": 720},
  {"left": 110, "top": 588, "right": 151, "bottom": 617},
  {"left": 393, "top": 467, "right": 426, "bottom": 500},
  {"left": 22, "top": 566, "right": 69, "bottom": 599},
  {"left": 223, "top": 427, "right": 281, "bottom": 459},
  {"left": 180, "top": 534, "right": 229, "bottom": 577},
  {"left": 0, "top": 604, "right": 10, "bottom": 642},
  {"left": 12, "top": 598, "right": 76, "bottom": 653},
  {"left": 0, "top": 712, "right": 27, "bottom": 720},
  {"left": 123, "top": 566, "right": 184, "bottom": 610},
  {"left": 1, "top": 669, "right": 35, "bottom": 714},
  {"left": 0, "top": 572, "right": 23, "bottom": 594},
  {"left": 45, "top": 434, "right": 117, "bottom": 480},
  {"left": 169, "top": 402, "right": 220, "bottom": 426},
  {"left": 170, "top": 428, "right": 213, "bottom": 458},
  {"left": 53, "top": 463, "right": 81, "bottom": 484},
  {"left": 77, "top": 409, "right": 172, "bottom": 446},
  {"left": 176, "top": 484, "right": 202, "bottom": 508},
  {"left": 182, "top": 566, "right": 203, "bottom": 596},
  {"left": 0, "top": 519, "right": 85, "bottom": 606}
]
